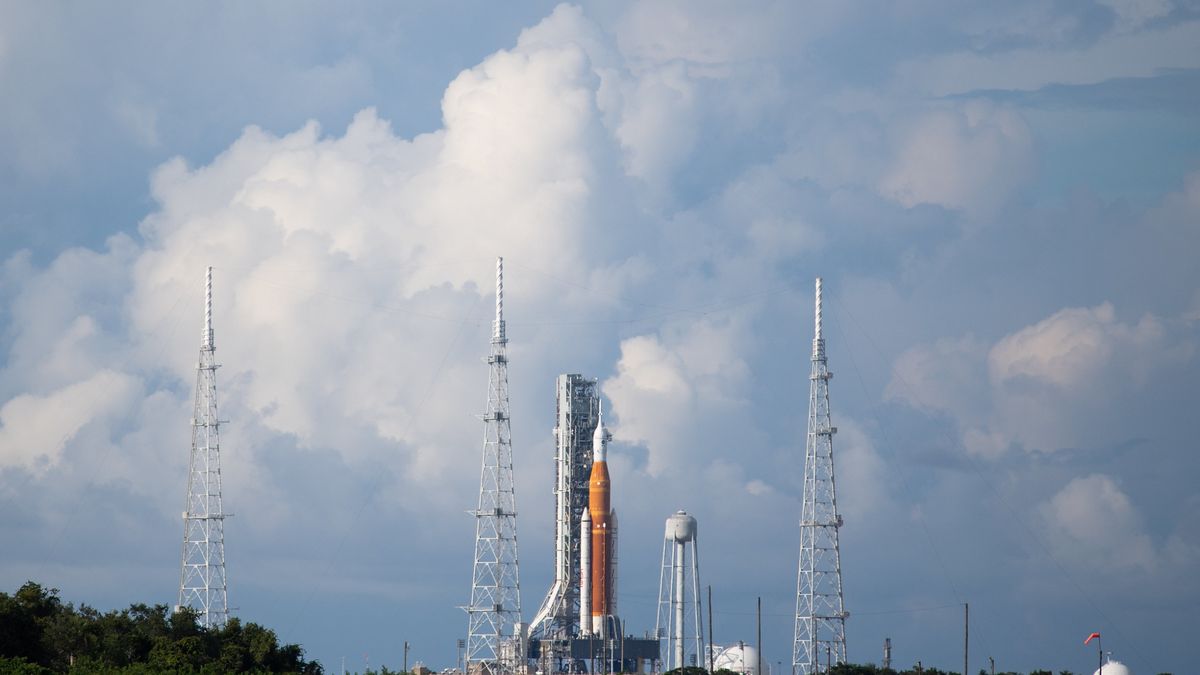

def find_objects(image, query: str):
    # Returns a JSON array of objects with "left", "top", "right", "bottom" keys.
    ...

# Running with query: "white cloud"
[
  {"left": 610, "top": 62, "right": 698, "bottom": 187},
  {"left": 2, "top": 3, "right": 1199, "bottom": 670},
  {"left": 879, "top": 100, "right": 1033, "bottom": 217},
  {"left": 988, "top": 302, "right": 1170, "bottom": 388},
  {"left": 889, "top": 300, "right": 1193, "bottom": 456},
  {"left": 603, "top": 316, "right": 752, "bottom": 477},
  {"left": 614, "top": 0, "right": 787, "bottom": 70},
  {"left": 1039, "top": 473, "right": 1156, "bottom": 572},
  {"left": 832, "top": 419, "right": 889, "bottom": 521},
  {"left": 886, "top": 335, "right": 988, "bottom": 420},
  {"left": 0, "top": 370, "right": 140, "bottom": 473},
  {"left": 1, "top": 235, "right": 138, "bottom": 395},
  {"left": 0, "top": 3, "right": 802, "bottom": 547}
]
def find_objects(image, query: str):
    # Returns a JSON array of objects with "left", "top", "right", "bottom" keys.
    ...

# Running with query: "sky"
[{"left": 1, "top": 2, "right": 1198, "bottom": 674}]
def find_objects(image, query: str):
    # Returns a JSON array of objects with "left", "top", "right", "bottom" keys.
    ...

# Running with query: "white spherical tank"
[
  {"left": 666, "top": 510, "right": 697, "bottom": 542},
  {"left": 1093, "top": 660, "right": 1132, "bottom": 675},
  {"left": 713, "top": 643, "right": 759, "bottom": 675}
]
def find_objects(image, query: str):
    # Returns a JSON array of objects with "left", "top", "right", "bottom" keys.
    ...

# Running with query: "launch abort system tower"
[{"left": 792, "top": 277, "right": 848, "bottom": 674}]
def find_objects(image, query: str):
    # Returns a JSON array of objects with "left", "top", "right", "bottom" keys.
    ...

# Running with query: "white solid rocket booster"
[{"left": 579, "top": 505, "right": 591, "bottom": 635}]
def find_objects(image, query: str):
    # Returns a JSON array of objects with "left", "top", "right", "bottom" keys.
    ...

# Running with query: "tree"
[{"left": 0, "top": 580, "right": 322, "bottom": 673}]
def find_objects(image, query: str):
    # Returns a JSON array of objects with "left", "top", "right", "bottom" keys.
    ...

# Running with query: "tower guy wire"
[{"left": 793, "top": 277, "right": 847, "bottom": 675}]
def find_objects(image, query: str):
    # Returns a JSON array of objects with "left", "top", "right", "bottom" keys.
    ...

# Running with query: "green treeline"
[
  {"left": 0, "top": 581, "right": 322, "bottom": 674},
  {"left": 673, "top": 664, "right": 1131, "bottom": 675}
]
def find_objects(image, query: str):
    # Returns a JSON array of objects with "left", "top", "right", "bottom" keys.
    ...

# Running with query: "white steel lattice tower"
[
  {"left": 177, "top": 266, "right": 230, "bottom": 628},
  {"left": 793, "top": 278, "right": 847, "bottom": 675},
  {"left": 466, "top": 257, "right": 523, "bottom": 674}
]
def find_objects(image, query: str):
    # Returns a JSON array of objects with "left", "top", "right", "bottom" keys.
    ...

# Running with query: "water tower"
[{"left": 656, "top": 511, "right": 704, "bottom": 672}]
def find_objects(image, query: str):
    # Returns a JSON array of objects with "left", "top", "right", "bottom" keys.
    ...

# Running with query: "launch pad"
[{"left": 529, "top": 634, "right": 660, "bottom": 674}]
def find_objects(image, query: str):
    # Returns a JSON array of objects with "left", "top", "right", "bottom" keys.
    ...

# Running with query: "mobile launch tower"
[
  {"left": 529, "top": 374, "right": 601, "bottom": 652},
  {"left": 792, "top": 278, "right": 848, "bottom": 674},
  {"left": 529, "top": 377, "right": 657, "bottom": 673}
]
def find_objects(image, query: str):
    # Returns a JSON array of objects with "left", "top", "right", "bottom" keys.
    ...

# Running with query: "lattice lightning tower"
[
  {"left": 465, "top": 257, "right": 523, "bottom": 674},
  {"left": 177, "top": 266, "right": 230, "bottom": 628},
  {"left": 793, "top": 277, "right": 847, "bottom": 674}
]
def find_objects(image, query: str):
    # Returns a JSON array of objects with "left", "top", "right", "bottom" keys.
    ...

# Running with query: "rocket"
[{"left": 580, "top": 407, "right": 616, "bottom": 638}]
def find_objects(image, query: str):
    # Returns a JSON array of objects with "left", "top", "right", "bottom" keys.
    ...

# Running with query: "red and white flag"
[{"left": 1085, "top": 632, "right": 1101, "bottom": 645}]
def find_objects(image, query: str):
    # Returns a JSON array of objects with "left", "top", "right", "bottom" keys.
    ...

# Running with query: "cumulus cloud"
[
  {"left": 0, "top": 9, "right": 621, "bottom": 559},
  {"left": 0, "top": 370, "right": 140, "bottom": 473},
  {"left": 988, "top": 302, "right": 1174, "bottom": 388},
  {"left": 879, "top": 100, "right": 1034, "bottom": 217},
  {"left": 0, "top": 3, "right": 808, "bottom": 557},
  {"left": 886, "top": 335, "right": 989, "bottom": 421},
  {"left": 830, "top": 420, "right": 889, "bottom": 521},
  {"left": 888, "top": 301, "right": 1193, "bottom": 456},
  {"left": 603, "top": 316, "right": 753, "bottom": 477},
  {"left": 1039, "top": 473, "right": 1156, "bottom": 572},
  {"left": 2, "top": 3, "right": 1199, "bottom": 670}
]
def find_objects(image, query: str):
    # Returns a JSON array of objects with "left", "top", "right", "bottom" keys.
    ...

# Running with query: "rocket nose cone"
[{"left": 593, "top": 418, "right": 607, "bottom": 462}]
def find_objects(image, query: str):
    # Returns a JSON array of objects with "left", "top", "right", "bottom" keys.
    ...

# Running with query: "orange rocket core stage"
[{"left": 588, "top": 458, "right": 611, "bottom": 626}]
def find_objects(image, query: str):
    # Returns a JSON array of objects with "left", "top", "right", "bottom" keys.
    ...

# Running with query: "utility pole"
[
  {"left": 404, "top": 641, "right": 410, "bottom": 673},
  {"left": 963, "top": 602, "right": 968, "bottom": 675},
  {"left": 988, "top": 655, "right": 994, "bottom": 675},
  {"left": 757, "top": 597, "right": 762, "bottom": 675},
  {"left": 708, "top": 586, "right": 714, "bottom": 674}
]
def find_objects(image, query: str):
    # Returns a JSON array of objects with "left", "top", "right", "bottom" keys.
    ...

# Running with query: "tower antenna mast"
[
  {"left": 177, "top": 266, "right": 230, "bottom": 628},
  {"left": 792, "top": 277, "right": 847, "bottom": 674},
  {"left": 465, "top": 257, "right": 523, "bottom": 674}
]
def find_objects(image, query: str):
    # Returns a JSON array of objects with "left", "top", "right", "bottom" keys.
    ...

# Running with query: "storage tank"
[
  {"left": 1092, "top": 660, "right": 1132, "bottom": 675},
  {"left": 713, "top": 642, "right": 759, "bottom": 675}
]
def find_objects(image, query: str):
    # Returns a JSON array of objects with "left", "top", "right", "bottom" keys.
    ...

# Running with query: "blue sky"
[{"left": 1, "top": 2, "right": 1198, "bottom": 674}]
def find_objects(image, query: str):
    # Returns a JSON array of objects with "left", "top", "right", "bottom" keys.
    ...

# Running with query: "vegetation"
[
  {"left": 815, "top": 665, "right": 1081, "bottom": 675},
  {"left": 0, "top": 581, "right": 322, "bottom": 674}
]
